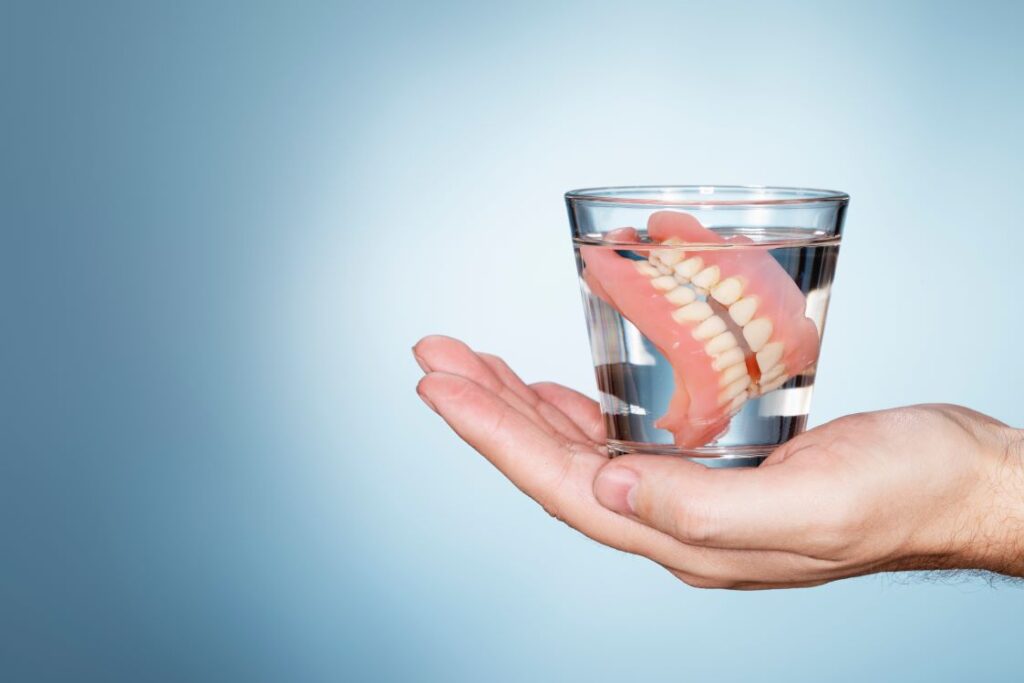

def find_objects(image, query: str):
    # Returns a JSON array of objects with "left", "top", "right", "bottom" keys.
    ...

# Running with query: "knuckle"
[{"left": 669, "top": 498, "right": 717, "bottom": 545}]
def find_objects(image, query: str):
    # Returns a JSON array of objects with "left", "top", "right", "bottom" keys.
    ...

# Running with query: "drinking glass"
[{"left": 566, "top": 185, "right": 848, "bottom": 467}]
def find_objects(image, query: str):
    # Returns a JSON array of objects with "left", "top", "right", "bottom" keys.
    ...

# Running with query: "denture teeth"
[
  {"left": 712, "top": 346, "right": 745, "bottom": 371},
  {"left": 673, "top": 257, "right": 704, "bottom": 281},
  {"left": 742, "top": 318, "right": 774, "bottom": 353},
  {"left": 710, "top": 277, "right": 743, "bottom": 305},
  {"left": 656, "top": 248, "right": 686, "bottom": 267},
  {"left": 719, "top": 374, "right": 752, "bottom": 405},
  {"left": 705, "top": 331, "right": 737, "bottom": 355},
  {"left": 691, "top": 265, "right": 721, "bottom": 290},
  {"left": 635, "top": 261, "right": 661, "bottom": 278},
  {"left": 692, "top": 315, "right": 727, "bottom": 340},
  {"left": 664, "top": 285, "right": 697, "bottom": 306},
  {"left": 727, "top": 393, "right": 748, "bottom": 415},
  {"left": 671, "top": 301, "right": 713, "bottom": 323},
  {"left": 656, "top": 263, "right": 673, "bottom": 275},
  {"left": 651, "top": 275, "right": 678, "bottom": 291},
  {"left": 719, "top": 362, "right": 748, "bottom": 386},
  {"left": 759, "top": 375, "right": 789, "bottom": 394},
  {"left": 756, "top": 342, "right": 784, "bottom": 372},
  {"left": 760, "top": 364, "right": 785, "bottom": 384},
  {"left": 728, "top": 296, "right": 759, "bottom": 326}
]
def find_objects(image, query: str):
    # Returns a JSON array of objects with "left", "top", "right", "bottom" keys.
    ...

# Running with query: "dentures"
[{"left": 580, "top": 211, "right": 820, "bottom": 449}]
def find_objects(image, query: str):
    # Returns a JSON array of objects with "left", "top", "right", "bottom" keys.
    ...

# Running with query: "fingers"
[
  {"left": 592, "top": 455, "right": 829, "bottom": 554},
  {"left": 477, "top": 353, "right": 597, "bottom": 446},
  {"left": 416, "top": 370, "right": 608, "bottom": 524},
  {"left": 530, "top": 382, "right": 606, "bottom": 444},
  {"left": 418, "top": 371, "right": 844, "bottom": 586},
  {"left": 413, "top": 336, "right": 560, "bottom": 439}
]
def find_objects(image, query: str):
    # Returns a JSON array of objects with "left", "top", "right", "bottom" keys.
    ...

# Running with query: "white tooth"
[
  {"left": 710, "top": 277, "right": 743, "bottom": 305},
  {"left": 760, "top": 375, "right": 789, "bottom": 393},
  {"left": 728, "top": 296, "right": 759, "bottom": 326},
  {"left": 719, "top": 374, "right": 751, "bottom": 404},
  {"left": 728, "top": 393, "right": 748, "bottom": 415},
  {"left": 671, "top": 301, "right": 713, "bottom": 323},
  {"left": 656, "top": 263, "right": 673, "bottom": 275},
  {"left": 635, "top": 261, "right": 661, "bottom": 278},
  {"left": 742, "top": 318, "right": 773, "bottom": 352},
  {"left": 656, "top": 248, "right": 686, "bottom": 267},
  {"left": 692, "top": 315, "right": 727, "bottom": 340},
  {"left": 705, "top": 331, "right": 737, "bottom": 355},
  {"left": 651, "top": 275, "right": 678, "bottom": 291},
  {"left": 719, "top": 362, "right": 748, "bottom": 386},
  {"left": 712, "top": 346, "right": 745, "bottom": 371},
  {"left": 673, "top": 256, "right": 703, "bottom": 281},
  {"left": 664, "top": 286, "right": 696, "bottom": 306},
  {"left": 756, "top": 342, "right": 784, "bottom": 372},
  {"left": 760, "top": 364, "right": 785, "bottom": 384},
  {"left": 691, "top": 265, "right": 721, "bottom": 290}
]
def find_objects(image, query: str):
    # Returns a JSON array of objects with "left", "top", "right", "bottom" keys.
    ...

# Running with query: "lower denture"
[{"left": 581, "top": 211, "right": 821, "bottom": 449}]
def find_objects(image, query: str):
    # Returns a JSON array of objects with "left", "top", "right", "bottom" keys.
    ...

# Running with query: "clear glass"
[{"left": 566, "top": 185, "right": 848, "bottom": 467}]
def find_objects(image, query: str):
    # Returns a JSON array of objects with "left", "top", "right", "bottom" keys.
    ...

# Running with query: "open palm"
[{"left": 414, "top": 335, "right": 1023, "bottom": 589}]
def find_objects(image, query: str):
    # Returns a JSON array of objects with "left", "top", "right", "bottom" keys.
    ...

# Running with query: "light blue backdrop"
[{"left": 4, "top": 1, "right": 1022, "bottom": 681}]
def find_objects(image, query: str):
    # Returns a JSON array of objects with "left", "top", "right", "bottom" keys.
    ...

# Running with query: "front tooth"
[
  {"left": 693, "top": 315, "right": 727, "bottom": 340},
  {"left": 710, "top": 277, "right": 743, "bottom": 305},
  {"left": 728, "top": 296, "right": 759, "bottom": 326},
  {"left": 719, "top": 362, "right": 748, "bottom": 385},
  {"left": 671, "top": 301, "right": 713, "bottom": 323},
  {"left": 673, "top": 257, "right": 703, "bottom": 281},
  {"left": 657, "top": 263, "right": 673, "bottom": 275},
  {"left": 691, "top": 265, "right": 721, "bottom": 290},
  {"left": 664, "top": 286, "right": 696, "bottom": 306},
  {"left": 760, "top": 364, "right": 785, "bottom": 384},
  {"left": 651, "top": 275, "right": 678, "bottom": 291},
  {"left": 635, "top": 261, "right": 661, "bottom": 278},
  {"left": 756, "top": 342, "right": 784, "bottom": 372},
  {"left": 719, "top": 374, "right": 751, "bottom": 404},
  {"left": 742, "top": 318, "right": 773, "bottom": 352},
  {"left": 705, "top": 331, "right": 737, "bottom": 355},
  {"left": 657, "top": 248, "right": 685, "bottom": 267},
  {"left": 712, "top": 346, "right": 745, "bottom": 371}
]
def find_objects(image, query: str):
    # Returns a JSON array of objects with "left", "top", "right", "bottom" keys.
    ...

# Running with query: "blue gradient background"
[{"left": 4, "top": 1, "right": 1023, "bottom": 681}]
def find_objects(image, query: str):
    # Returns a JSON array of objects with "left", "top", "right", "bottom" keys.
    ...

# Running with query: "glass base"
[{"left": 607, "top": 440, "right": 770, "bottom": 468}]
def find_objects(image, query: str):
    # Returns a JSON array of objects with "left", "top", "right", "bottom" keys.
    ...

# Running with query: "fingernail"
[
  {"left": 417, "top": 386, "right": 438, "bottom": 412},
  {"left": 412, "top": 350, "right": 431, "bottom": 373},
  {"left": 593, "top": 466, "right": 638, "bottom": 515}
]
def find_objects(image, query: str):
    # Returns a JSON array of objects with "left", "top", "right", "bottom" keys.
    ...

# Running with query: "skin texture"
[{"left": 413, "top": 335, "right": 1024, "bottom": 590}]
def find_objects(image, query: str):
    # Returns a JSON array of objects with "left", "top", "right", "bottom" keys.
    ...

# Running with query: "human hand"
[{"left": 413, "top": 335, "right": 1024, "bottom": 589}]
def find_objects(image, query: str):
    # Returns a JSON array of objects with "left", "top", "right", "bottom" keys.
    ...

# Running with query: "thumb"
[{"left": 592, "top": 455, "right": 814, "bottom": 551}]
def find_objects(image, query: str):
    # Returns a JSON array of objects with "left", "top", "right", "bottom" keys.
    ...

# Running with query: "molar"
[
  {"left": 742, "top": 318, "right": 773, "bottom": 352},
  {"left": 673, "top": 256, "right": 704, "bottom": 282},
  {"left": 756, "top": 342, "right": 784, "bottom": 372},
  {"left": 712, "top": 346, "right": 745, "bottom": 371},
  {"left": 664, "top": 285, "right": 697, "bottom": 306},
  {"left": 691, "top": 265, "right": 721, "bottom": 290},
  {"left": 705, "top": 331, "right": 737, "bottom": 355},
  {"left": 710, "top": 277, "right": 743, "bottom": 305},
  {"left": 693, "top": 315, "right": 727, "bottom": 340},
  {"left": 728, "top": 296, "right": 759, "bottom": 326},
  {"left": 671, "top": 300, "right": 713, "bottom": 323}
]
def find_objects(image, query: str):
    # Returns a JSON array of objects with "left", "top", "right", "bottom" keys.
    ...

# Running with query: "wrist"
[{"left": 963, "top": 425, "right": 1024, "bottom": 577}]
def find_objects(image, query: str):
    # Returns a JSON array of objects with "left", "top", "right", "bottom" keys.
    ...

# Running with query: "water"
[{"left": 574, "top": 227, "right": 840, "bottom": 466}]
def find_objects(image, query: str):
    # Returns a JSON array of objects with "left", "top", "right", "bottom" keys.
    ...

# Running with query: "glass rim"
[{"left": 565, "top": 184, "right": 850, "bottom": 207}]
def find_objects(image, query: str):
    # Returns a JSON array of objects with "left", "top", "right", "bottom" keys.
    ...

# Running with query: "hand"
[{"left": 413, "top": 335, "right": 1024, "bottom": 589}]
